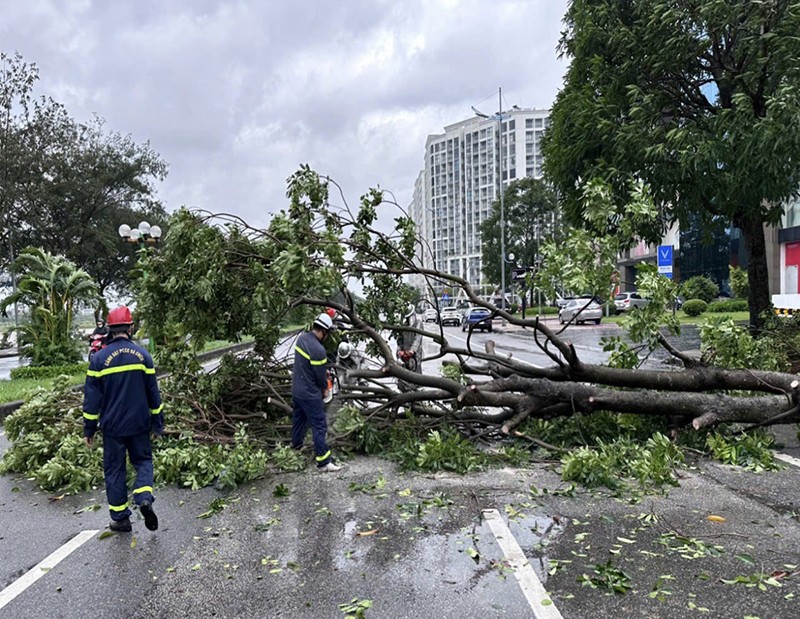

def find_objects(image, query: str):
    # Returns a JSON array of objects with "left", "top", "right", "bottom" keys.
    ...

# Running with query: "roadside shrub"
[
  {"left": 729, "top": 265, "right": 749, "bottom": 299},
  {"left": 10, "top": 362, "right": 88, "bottom": 380},
  {"left": 682, "top": 299, "right": 707, "bottom": 316},
  {"left": 706, "top": 299, "right": 748, "bottom": 313},
  {"left": 682, "top": 275, "right": 719, "bottom": 303}
]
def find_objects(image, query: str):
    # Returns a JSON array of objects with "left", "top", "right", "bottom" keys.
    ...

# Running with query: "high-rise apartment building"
[{"left": 409, "top": 107, "right": 550, "bottom": 295}]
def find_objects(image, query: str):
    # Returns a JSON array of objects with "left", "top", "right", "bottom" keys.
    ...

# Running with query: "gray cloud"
[{"left": 1, "top": 0, "right": 567, "bottom": 227}]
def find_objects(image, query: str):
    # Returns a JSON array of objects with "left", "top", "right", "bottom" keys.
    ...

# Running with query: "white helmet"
[
  {"left": 404, "top": 304, "right": 416, "bottom": 318},
  {"left": 312, "top": 313, "right": 334, "bottom": 331},
  {"left": 337, "top": 342, "right": 352, "bottom": 359}
]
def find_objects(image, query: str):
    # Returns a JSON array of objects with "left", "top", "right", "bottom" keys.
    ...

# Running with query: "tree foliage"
[
  {"left": 0, "top": 248, "right": 98, "bottom": 365},
  {"left": 543, "top": 0, "right": 800, "bottom": 330},
  {"left": 682, "top": 275, "right": 720, "bottom": 303},
  {"left": 3, "top": 167, "right": 797, "bottom": 495},
  {"left": 479, "top": 177, "right": 560, "bottom": 288},
  {"left": 0, "top": 51, "right": 168, "bottom": 297},
  {"left": 129, "top": 168, "right": 800, "bottom": 438}
]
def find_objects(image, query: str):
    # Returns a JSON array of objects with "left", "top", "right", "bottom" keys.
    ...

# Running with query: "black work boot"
[
  {"left": 109, "top": 517, "right": 132, "bottom": 532},
  {"left": 140, "top": 500, "right": 159, "bottom": 531}
]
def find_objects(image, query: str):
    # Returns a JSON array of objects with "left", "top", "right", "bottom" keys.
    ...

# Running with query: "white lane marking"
[
  {"left": 775, "top": 453, "right": 800, "bottom": 468},
  {"left": 0, "top": 529, "right": 98, "bottom": 610},
  {"left": 443, "top": 331, "right": 543, "bottom": 368},
  {"left": 483, "top": 509, "right": 564, "bottom": 619}
]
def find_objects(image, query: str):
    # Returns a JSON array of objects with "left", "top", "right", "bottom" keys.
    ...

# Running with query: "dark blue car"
[{"left": 461, "top": 307, "right": 493, "bottom": 332}]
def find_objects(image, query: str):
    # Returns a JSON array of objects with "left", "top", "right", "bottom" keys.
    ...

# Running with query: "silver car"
[
  {"left": 614, "top": 292, "right": 649, "bottom": 314},
  {"left": 559, "top": 299, "right": 602, "bottom": 325}
]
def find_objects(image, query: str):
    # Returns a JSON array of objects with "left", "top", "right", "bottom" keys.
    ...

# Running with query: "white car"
[
  {"left": 423, "top": 308, "right": 439, "bottom": 323},
  {"left": 439, "top": 307, "right": 462, "bottom": 326},
  {"left": 559, "top": 299, "right": 602, "bottom": 325},
  {"left": 614, "top": 292, "right": 649, "bottom": 314}
]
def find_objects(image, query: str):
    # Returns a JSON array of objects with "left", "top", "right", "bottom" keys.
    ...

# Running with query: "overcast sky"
[{"left": 2, "top": 0, "right": 568, "bottom": 228}]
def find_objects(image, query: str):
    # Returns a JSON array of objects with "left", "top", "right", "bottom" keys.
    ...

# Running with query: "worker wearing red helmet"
[{"left": 82, "top": 305, "right": 163, "bottom": 533}]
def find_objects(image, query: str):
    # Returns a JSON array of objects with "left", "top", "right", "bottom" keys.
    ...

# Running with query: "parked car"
[
  {"left": 555, "top": 295, "right": 574, "bottom": 309},
  {"left": 614, "top": 292, "right": 649, "bottom": 314},
  {"left": 559, "top": 298, "right": 602, "bottom": 325},
  {"left": 440, "top": 307, "right": 463, "bottom": 326},
  {"left": 423, "top": 308, "right": 439, "bottom": 323},
  {"left": 461, "top": 307, "right": 493, "bottom": 332}
]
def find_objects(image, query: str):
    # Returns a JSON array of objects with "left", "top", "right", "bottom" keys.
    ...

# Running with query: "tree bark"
[{"left": 738, "top": 213, "right": 771, "bottom": 333}]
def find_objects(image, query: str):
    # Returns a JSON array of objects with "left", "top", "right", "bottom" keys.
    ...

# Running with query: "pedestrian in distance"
[
  {"left": 291, "top": 312, "right": 342, "bottom": 472},
  {"left": 82, "top": 305, "right": 163, "bottom": 532}
]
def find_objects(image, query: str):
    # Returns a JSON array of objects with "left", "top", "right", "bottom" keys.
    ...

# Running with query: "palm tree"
[{"left": 1, "top": 248, "right": 99, "bottom": 365}]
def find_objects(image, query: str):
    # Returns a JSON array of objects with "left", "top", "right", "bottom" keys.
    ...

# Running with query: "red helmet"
[
  {"left": 326, "top": 307, "right": 336, "bottom": 318},
  {"left": 107, "top": 306, "right": 133, "bottom": 326}
]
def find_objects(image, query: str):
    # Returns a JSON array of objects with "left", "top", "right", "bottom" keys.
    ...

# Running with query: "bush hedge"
[
  {"left": 10, "top": 362, "right": 88, "bottom": 380},
  {"left": 706, "top": 299, "right": 748, "bottom": 313},
  {"left": 682, "top": 299, "right": 708, "bottom": 316},
  {"left": 682, "top": 275, "right": 719, "bottom": 303}
]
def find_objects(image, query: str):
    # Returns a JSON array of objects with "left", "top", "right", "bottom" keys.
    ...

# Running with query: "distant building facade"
[{"left": 409, "top": 108, "right": 550, "bottom": 296}]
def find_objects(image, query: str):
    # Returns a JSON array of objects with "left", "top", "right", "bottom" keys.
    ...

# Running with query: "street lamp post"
[
  {"left": 473, "top": 87, "right": 508, "bottom": 311},
  {"left": 118, "top": 221, "right": 162, "bottom": 353}
]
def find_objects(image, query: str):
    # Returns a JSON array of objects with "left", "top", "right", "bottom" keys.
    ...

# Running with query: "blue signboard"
[{"left": 657, "top": 245, "right": 673, "bottom": 279}]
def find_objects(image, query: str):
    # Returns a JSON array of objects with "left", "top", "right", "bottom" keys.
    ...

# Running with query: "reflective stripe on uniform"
[
  {"left": 83, "top": 412, "right": 100, "bottom": 421},
  {"left": 315, "top": 450, "right": 331, "bottom": 462},
  {"left": 109, "top": 502, "right": 129, "bottom": 512},
  {"left": 150, "top": 404, "right": 163, "bottom": 415},
  {"left": 87, "top": 364, "right": 156, "bottom": 378},
  {"left": 294, "top": 345, "right": 327, "bottom": 366},
  {"left": 133, "top": 486, "right": 153, "bottom": 495}
]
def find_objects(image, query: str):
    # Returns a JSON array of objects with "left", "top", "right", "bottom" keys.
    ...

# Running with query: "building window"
[
  {"left": 783, "top": 197, "right": 800, "bottom": 228},
  {"left": 535, "top": 118, "right": 543, "bottom": 128},
  {"left": 526, "top": 118, "right": 533, "bottom": 128}
]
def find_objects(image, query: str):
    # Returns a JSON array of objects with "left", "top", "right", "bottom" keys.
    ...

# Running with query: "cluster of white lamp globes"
[{"left": 117, "top": 221, "right": 162, "bottom": 244}]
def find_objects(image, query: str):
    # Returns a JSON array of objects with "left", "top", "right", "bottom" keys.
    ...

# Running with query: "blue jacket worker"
[
  {"left": 83, "top": 305, "right": 163, "bottom": 532},
  {"left": 291, "top": 312, "right": 341, "bottom": 472}
]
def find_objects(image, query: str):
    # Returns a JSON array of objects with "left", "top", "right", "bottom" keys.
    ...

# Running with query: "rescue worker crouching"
[{"left": 82, "top": 306, "right": 163, "bottom": 532}]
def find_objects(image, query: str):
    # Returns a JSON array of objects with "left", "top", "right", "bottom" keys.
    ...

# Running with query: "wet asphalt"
[{"left": 3, "top": 322, "right": 800, "bottom": 618}]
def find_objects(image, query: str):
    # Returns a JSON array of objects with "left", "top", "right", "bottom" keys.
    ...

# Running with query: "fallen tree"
[
  {"left": 133, "top": 168, "right": 800, "bottom": 435},
  {"left": 3, "top": 168, "right": 798, "bottom": 493}
]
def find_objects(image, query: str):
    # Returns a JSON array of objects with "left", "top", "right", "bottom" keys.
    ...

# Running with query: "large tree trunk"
[{"left": 738, "top": 214, "right": 771, "bottom": 334}]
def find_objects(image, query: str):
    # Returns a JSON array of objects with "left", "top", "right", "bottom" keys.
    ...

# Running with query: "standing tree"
[
  {"left": 479, "top": 177, "right": 561, "bottom": 292},
  {"left": 543, "top": 0, "right": 800, "bottom": 331},
  {"left": 0, "top": 248, "right": 99, "bottom": 365},
  {"left": 0, "top": 52, "right": 168, "bottom": 298}
]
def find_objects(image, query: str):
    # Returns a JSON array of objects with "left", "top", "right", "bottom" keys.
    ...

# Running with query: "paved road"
[
  {"left": 6, "top": 321, "right": 800, "bottom": 619},
  {"left": 423, "top": 319, "right": 701, "bottom": 369}
]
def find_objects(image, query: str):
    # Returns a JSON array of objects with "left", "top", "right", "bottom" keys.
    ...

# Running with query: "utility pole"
[{"left": 498, "top": 87, "right": 506, "bottom": 312}]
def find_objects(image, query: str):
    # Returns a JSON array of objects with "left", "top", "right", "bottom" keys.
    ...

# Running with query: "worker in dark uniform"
[
  {"left": 83, "top": 306, "right": 163, "bottom": 532},
  {"left": 291, "top": 312, "right": 341, "bottom": 472}
]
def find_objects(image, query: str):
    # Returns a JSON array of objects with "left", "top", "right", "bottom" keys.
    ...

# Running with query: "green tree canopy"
[
  {"left": 479, "top": 177, "right": 560, "bottom": 289},
  {"left": 543, "top": 0, "right": 800, "bottom": 330},
  {"left": 0, "top": 51, "right": 168, "bottom": 298},
  {"left": 0, "top": 247, "right": 99, "bottom": 365}
]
